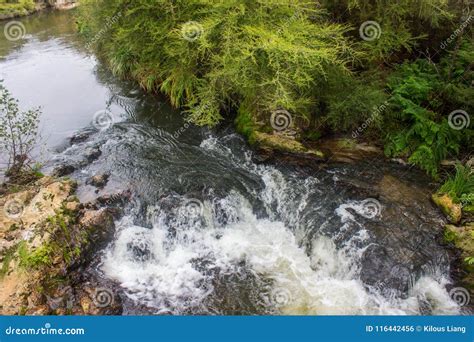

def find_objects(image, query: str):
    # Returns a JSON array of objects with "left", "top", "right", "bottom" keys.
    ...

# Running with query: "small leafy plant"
[{"left": 0, "top": 81, "right": 41, "bottom": 179}]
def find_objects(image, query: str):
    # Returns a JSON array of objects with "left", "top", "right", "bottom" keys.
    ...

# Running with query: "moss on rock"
[
  {"left": 235, "top": 106, "right": 325, "bottom": 159},
  {"left": 445, "top": 223, "right": 474, "bottom": 293},
  {"left": 432, "top": 193, "right": 462, "bottom": 224}
]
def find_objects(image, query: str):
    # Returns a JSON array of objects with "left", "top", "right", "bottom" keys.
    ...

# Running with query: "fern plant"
[{"left": 384, "top": 60, "right": 467, "bottom": 177}]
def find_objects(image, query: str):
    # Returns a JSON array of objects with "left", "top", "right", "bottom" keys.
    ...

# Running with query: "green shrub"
[
  {"left": 0, "top": 81, "right": 41, "bottom": 176},
  {"left": 77, "top": 0, "right": 356, "bottom": 127},
  {"left": 77, "top": 0, "right": 472, "bottom": 179}
]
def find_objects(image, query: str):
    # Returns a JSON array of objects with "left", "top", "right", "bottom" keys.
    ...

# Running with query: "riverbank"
[
  {"left": 0, "top": 175, "right": 123, "bottom": 315},
  {"left": 0, "top": 1, "right": 77, "bottom": 20}
]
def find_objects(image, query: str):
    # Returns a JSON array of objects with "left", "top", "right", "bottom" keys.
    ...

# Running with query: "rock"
[
  {"left": 29, "top": 305, "right": 51, "bottom": 316},
  {"left": 467, "top": 158, "right": 474, "bottom": 169},
  {"left": 432, "top": 193, "right": 462, "bottom": 224},
  {"left": 360, "top": 245, "right": 410, "bottom": 294},
  {"left": 80, "top": 209, "right": 115, "bottom": 230},
  {"left": 84, "top": 148, "right": 102, "bottom": 163},
  {"left": 445, "top": 223, "right": 474, "bottom": 298},
  {"left": 378, "top": 175, "right": 427, "bottom": 204},
  {"left": 254, "top": 132, "right": 326, "bottom": 159},
  {"left": 70, "top": 131, "right": 92, "bottom": 145},
  {"left": 80, "top": 296, "right": 93, "bottom": 314},
  {"left": 440, "top": 159, "right": 459, "bottom": 167},
  {"left": 53, "top": 164, "right": 76, "bottom": 177},
  {"left": 445, "top": 223, "right": 474, "bottom": 262},
  {"left": 78, "top": 209, "right": 116, "bottom": 255},
  {"left": 66, "top": 201, "right": 80, "bottom": 212},
  {"left": 391, "top": 158, "right": 408, "bottom": 166},
  {"left": 94, "top": 190, "right": 132, "bottom": 207},
  {"left": 78, "top": 284, "right": 122, "bottom": 315},
  {"left": 255, "top": 131, "right": 306, "bottom": 152},
  {"left": 86, "top": 174, "right": 110, "bottom": 188},
  {"left": 317, "top": 138, "right": 382, "bottom": 164}
]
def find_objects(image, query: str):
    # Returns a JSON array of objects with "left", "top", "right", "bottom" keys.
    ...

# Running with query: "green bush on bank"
[
  {"left": 77, "top": 0, "right": 357, "bottom": 127},
  {"left": 0, "top": 0, "right": 35, "bottom": 16},
  {"left": 77, "top": 0, "right": 473, "bottom": 178}
]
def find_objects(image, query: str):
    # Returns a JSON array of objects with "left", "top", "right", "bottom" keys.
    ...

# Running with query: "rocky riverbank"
[{"left": 0, "top": 176, "right": 122, "bottom": 315}]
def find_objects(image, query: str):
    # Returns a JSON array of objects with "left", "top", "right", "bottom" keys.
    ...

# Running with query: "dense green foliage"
[
  {"left": 384, "top": 49, "right": 472, "bottom": 177},
  {"left": 77, "top": 0, "right": 473, "bottom": 177},
  {"left": 78, "top": 0, "right": 358, "bottom": 127},
  {"left": 321, "top": 0, "right": 454, "bottom": 60}
]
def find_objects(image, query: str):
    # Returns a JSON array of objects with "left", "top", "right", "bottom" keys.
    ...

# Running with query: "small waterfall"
[{"left": 99, "top": 134, "right": 462, "bottom": 315}]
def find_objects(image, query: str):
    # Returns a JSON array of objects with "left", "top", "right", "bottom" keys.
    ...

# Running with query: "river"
[{"left": 0, "top": 10, "right": 468, "bottom": 315}]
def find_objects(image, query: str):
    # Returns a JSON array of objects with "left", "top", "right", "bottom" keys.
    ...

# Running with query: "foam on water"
[{"left": 101, "top": 136, "right": 462, "bottom": 315}]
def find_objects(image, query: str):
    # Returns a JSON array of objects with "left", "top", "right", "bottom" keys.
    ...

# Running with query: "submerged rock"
[
  {"left": 52, "top": 164, "right": 76, "bottom": 177},
  {"left": 70, "top": 131, "right": 92, "bottom": 145},
  {"left": 86, "top": 174, "right": 110, "bottom": 188},
  {"left": 316, "top": 138, "right": 382, "bottom": 164}
]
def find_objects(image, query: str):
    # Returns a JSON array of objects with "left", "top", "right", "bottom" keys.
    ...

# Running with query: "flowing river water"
[{"left": 0, "top": 10, "right": 469, "bottom": 315}]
